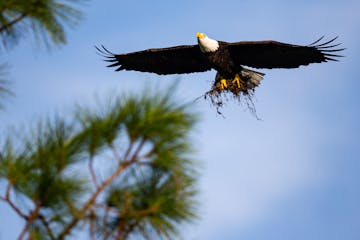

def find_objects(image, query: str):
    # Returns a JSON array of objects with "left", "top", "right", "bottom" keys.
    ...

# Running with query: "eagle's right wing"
[
  {"left": 97, "top": 45, "right": 212, "bottom": 75},
  {"left": 227, "top": 37, "right": 344, "bottom": 69}
]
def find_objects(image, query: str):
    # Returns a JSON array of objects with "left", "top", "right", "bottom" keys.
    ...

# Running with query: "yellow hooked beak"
[{"left": 196, "top": 32, "right": 206, "bottom": 39}]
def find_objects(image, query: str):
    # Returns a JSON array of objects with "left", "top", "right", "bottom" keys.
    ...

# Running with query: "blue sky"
[{"left": 1, "top": 0, "right": 360, "bottom": 239}]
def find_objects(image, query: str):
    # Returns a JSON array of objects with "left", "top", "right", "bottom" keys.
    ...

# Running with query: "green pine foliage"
[
  {"left": 0, "top": 0, "right": 86, "bottom": 49},
  {"left": 0, "top": 89, "right": 200, "bottom": 240},
  {"left": 0, "top": 0, "right": 87, "bottom": 109}
]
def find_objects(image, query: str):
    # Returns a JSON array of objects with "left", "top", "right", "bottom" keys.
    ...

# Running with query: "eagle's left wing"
[
  {"left": 97, "top": 45, "right": 212, "bottom": 75},
  {"left": 227, "top": 37, "right": 344, "bottom": 69}
]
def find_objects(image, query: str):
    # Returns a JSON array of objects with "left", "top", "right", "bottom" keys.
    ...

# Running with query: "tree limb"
[
  {"left": 57, "top": 139, "right": 145, "bottom": 239},
  {"left": 89, "top": 156, "right": 98, "bottom": 187},
  {"left": 17, "top": 200, "right": 41, "bottom": 240},
  {"left": 2, "top": 182, "right": 28, "bottom": 220},
  {"left": 89, "top": 209, "right": 96, "bottom": 240},
  {"left": 0, "top": 13, "right": 27, "bottom": 33},
  {"left": 39, "top": 214, "right": 56, "bottom": 240}
]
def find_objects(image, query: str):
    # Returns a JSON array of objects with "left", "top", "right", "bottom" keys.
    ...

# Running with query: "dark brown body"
[{"left": 205, "top": 41, "right": 242, "bottom": 79}]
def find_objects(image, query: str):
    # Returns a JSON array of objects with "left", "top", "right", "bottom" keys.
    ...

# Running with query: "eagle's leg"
[
  {"left": 232, "top": 74, "right": 242, "bottom": 88},
  {"left": 220, "top": 79, "right": 228, "bottom": 90}
]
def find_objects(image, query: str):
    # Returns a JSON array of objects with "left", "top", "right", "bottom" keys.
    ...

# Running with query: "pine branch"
[
  {"left": 38, "top": 214, "right": 56, "bottom": 240},
  {"left": 57, "top": 164, "right": 128, "bottom": 239},
  {"left": 0, "top": 13, "right": 27, "bottom": 33},
  {"left": 89, "top": 209, "right": 96, "bottom": 240},
  {"left": 57, "top": 139, "right": 145, "bottom": 239},
  {"left": 88, "top": 156, "right": 98, "bottom": 187},
  {"left": 109, "top": 142, "right": 122, "bottom": 163},
  {"left": 100, "top": 203, "right": 112, "bottom": 240},
  {"left": 17, "top": 200, "right": 41, "bottom": 240},
  {"left": 1, "top": 182, "right": 28, "bottom": 220}
]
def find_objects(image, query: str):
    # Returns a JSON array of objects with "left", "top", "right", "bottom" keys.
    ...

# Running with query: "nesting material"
[{"left": 204, "top": 77, "right": 259, "bottom": 118}]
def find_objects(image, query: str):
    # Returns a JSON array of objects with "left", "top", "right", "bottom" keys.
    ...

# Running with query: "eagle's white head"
[{"left": 196, "top": 32, "right": 219, "bottom": 53}]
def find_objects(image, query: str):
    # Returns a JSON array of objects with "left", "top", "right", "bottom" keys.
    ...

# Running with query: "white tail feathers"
[{"left": 240, "top": 68, "right": 265, "bottom": 89}]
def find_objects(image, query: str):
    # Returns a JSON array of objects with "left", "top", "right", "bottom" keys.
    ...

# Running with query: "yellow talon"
[
  {"left": 220, "top": 79, "right": 227, "bottom": 90},
  {"left": 232, "top": 74, "right": 241, "bottom": 88}
]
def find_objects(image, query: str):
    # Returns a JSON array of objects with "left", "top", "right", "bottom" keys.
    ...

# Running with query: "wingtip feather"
[
  {"left": 95, "top": 45, "right": 116, "bottom": 58},
  {"left": 315, "top": 36, "right": 339, "bottom": 47},
  {"left": 309, "top": 36, "right": 344, "bottom": 62},
  {"left": 308, "top": 36, "right": 325, "bottom": 46}
]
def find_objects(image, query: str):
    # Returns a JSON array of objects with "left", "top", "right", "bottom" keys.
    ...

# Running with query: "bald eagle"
[{"left": 97, "top": 33, "right": 343, "bottom": 91}]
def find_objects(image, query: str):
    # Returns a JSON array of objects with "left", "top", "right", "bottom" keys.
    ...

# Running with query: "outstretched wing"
[
  {"left": 96, "top": 45, "right": 212, "bottom": 75},
  {"left": 228, "top": 37, "right": 344, "bottom": 69}
]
